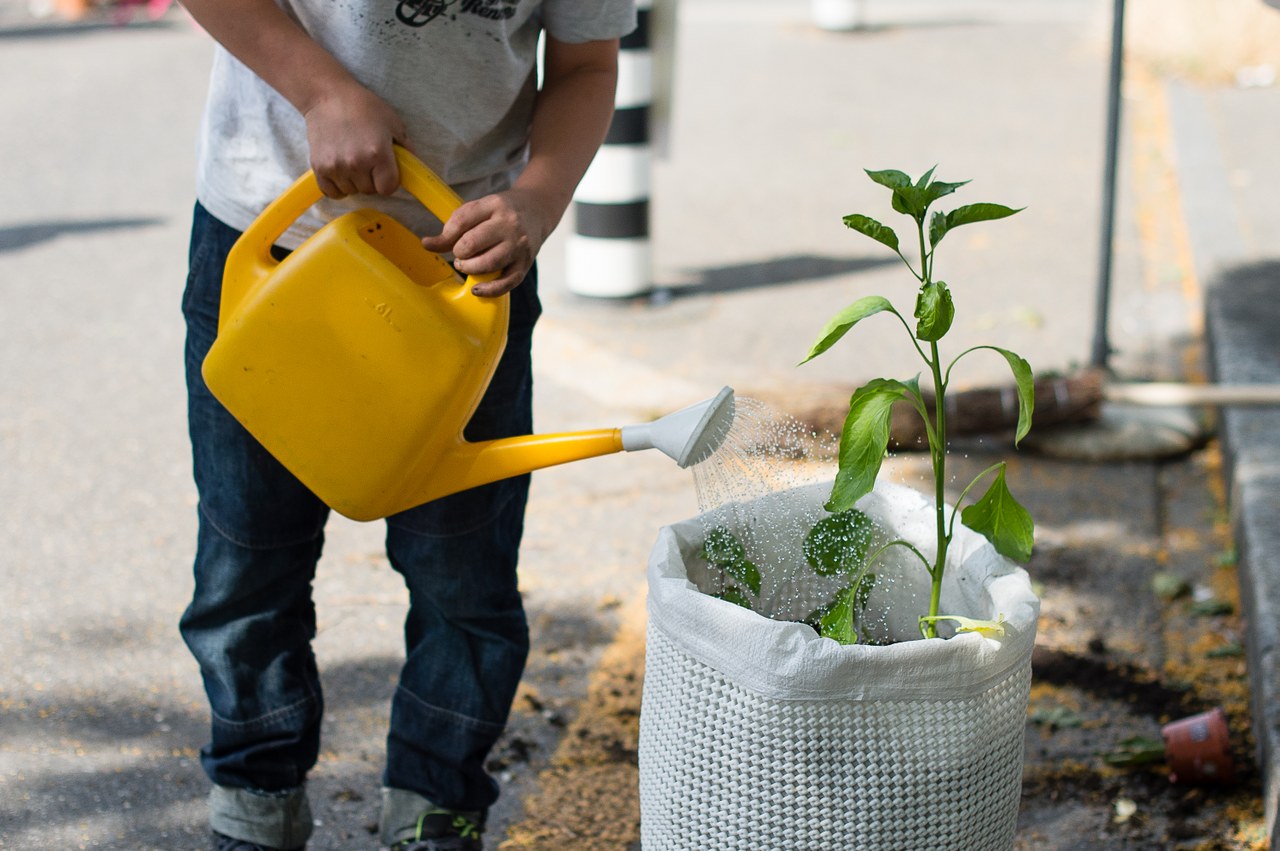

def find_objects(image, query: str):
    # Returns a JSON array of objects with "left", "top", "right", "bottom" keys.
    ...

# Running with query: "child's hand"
[
  {"left": 302, "top": 82, "right": 409, "bottom": 199},
  {"left": 422, "top": 188, "right": 556, "bottom": 298}
]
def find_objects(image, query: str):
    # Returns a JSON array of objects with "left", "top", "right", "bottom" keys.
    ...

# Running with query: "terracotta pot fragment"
[{"left": 1161, "top": 707, "right": 1235, "bottom": 784}]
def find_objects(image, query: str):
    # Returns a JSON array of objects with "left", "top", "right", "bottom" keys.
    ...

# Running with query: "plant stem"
[
  {"left": 918, "top": 215, "right": 949, "bottom": 639},
  {"left": 917, "top": 216, "right": 930, "bottom": 282},
  {"left": 927, "top": 339, "right": 948, "bottom": 638}
]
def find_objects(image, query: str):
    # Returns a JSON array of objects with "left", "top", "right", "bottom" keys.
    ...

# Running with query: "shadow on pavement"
[
  {"left": 0, "top": 17, "right": 176, "bottom": 40},
  {"left": 0, "top": 217, "right": 165, "bottom": 253},
  {"left": 670, "top": 253, "right": 895, "bottom": 297}
]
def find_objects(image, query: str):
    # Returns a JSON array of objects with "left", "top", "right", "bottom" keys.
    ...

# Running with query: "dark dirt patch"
[{"left": 1032, "top": 646, "right": 1208, "bottom": 722}]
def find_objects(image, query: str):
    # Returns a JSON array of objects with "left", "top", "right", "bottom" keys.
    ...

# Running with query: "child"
[{"left": 176, "top": 1, "right": 635, "bottom": 848}]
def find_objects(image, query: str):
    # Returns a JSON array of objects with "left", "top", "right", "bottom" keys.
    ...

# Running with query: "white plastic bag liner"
[{"left": 639, "top": 481, "right": 1039, "bottom": 850}]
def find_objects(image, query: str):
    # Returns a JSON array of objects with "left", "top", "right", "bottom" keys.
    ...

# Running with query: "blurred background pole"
[
  {"left": 566, "top": 0, "right": 654, "bottom": 298},
  {"left": 811, "top": 0, "right": 867, "bottom": 31},
  {"left": 1091, "top": 0, "right": 1126, "bottom": 369}
]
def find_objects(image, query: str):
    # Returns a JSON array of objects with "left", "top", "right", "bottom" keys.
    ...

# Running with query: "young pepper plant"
[{"left": 800, "top": 167, "right": 1036, "bottom": 640}]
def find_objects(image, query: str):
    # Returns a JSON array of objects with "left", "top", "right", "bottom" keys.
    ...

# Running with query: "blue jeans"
[{"left": 179, "top": 203, "right": 538, "bottom": 838}]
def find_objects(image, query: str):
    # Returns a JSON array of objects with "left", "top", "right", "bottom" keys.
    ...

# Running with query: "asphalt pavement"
[{"left": 3, "top": 0, "right": 1280, "bottom": 848}]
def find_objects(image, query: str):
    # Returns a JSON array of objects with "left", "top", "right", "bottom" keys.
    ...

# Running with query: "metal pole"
[{"left": 1091, "top": 0, "right": 1126, "bottom": 369}]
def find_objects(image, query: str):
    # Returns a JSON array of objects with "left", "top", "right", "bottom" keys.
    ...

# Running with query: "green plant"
[{"left": 799, "top": 167, "right": 1036, "bottom": 639}]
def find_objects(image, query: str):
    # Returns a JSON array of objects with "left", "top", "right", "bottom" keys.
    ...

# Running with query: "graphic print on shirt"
[{"left": 394, "top": 0, "right": 517, "bottom": 27}]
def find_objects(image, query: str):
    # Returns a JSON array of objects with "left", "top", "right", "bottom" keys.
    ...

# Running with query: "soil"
[
  {"left": 496, "top": 595, "right": 645, "bottom": 851},
  {"left": 1006, "top": 445, "right": 1265, "bottom": 850}
]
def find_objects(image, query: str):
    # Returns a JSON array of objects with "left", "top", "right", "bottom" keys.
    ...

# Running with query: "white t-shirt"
[{"left": 195, "top": 0, "right": 637, "bottom": 248}]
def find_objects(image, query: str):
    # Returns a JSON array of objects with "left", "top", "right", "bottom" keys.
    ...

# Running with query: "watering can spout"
[
  {"left": 407, "top": 428, "right": 625, "bottom": 510},
  {"left": 620, "top": 386, "right": 736, "bottom": 468}
]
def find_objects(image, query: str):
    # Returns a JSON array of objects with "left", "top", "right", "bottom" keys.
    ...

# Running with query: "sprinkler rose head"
[
  {"left": 619, "top": 386, "right": 736, "bottom": 468},
  {"left": 676, "top": 385, "right": 736, "bottom": 467}
]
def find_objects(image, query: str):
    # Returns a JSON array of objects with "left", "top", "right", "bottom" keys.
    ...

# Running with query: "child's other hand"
[
  {"left": 421, "top": 188, "right": 556, "bottom": 298},
  {"left": 303, "top": 82, "right": 409, "bottom": 199}
]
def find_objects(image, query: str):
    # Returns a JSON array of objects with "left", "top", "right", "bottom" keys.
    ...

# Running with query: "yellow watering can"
[{"left": 202, "top": 146, "right": 734, "bottom": 521}]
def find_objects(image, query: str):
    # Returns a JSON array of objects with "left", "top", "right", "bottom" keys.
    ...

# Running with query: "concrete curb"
[
  {"left": 1172, "top": 79, "right": 1280, "bottom": 843},
  {"left": 1205, "top": 268, "right": 1280, "bottom": 845}
]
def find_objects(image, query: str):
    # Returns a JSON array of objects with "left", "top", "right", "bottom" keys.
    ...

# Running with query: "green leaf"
[
  {"left": 1029, "top": 705, "right": 1085, "bottom": 730},
  {"left": 814, "top": 572, "right": 878, "bottom": 645},
  {"left": 1190, "top": 598, "right": 1234, "bottom": 617},
  {"left": 864, "top": 168, "right": 926, "bottom": 218},
  {"left": 918, "top": 173, "right": 969, "bottom": 216},
  {"left": 891, "top": 184, "right": 927, "bottom": 219},
  {"left": 804, "top": 509, "right": 875, "bottom": 576},
  {"left": 1103, "top": 736, "right": 1166, "bottom": 768},
  {"left": 954, "top": 346, "right": 1034, "bottom": 444},
  {"left": 842, "top": 213, "right": 900, "bottom": 253},
  {"left": 814, "top": 585, "right": 859, "bottom": 645},
  {"left": 914, "top": 281, "right": 954, "bottom": 342},
  {"left": 724, "top": 557, "right": 762, "bottom": 596},
  {"left": 988, "top": 346, "right": 1035, "bottom": 444},
  {"left": 700, "top": 526, "right": 746, "bottom": 565},
  {"left": 799, "top": 295, "right": 899, "bottom": 365},
  {"left": 928, "top": 210, "right": 948, "bottom": 249},
  {"left": 827, "top": 378, "right": 916, "bottom": 512},
  {"left": 699, "top": 526, "right": 761, "bottom": 595},
  {"left": 898, "top": 170, "right": 970, "bottom": 221},
  {"left": 1152, "top": 571, "right": 1191, "bottom": 602},
  {"left": 960, "top": 465, "right": 1035, "bottom": 562},
  {"left": 924, "top": 179, "right": 969, "bottom": 204},
  {"left": 715, "top": 586, "right": 754, "bottom": 611},
  {"left": 864, "top": 168, "right": 912, "bottom": 191},
  {"left": 819, "top": 609, "right": 857, "bottom": 644},
  {"left": 1207, "top": 641, "right": 1245, "bottom": 658},
  {"left": 929, "top": 202, "right": 1022, "bottom": 248},
  {"left": 945, "top": 201, "right": 1022, "bottom": 228}
]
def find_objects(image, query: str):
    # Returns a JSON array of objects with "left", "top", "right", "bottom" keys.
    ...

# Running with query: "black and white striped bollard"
[{"left": 566, "top": 0, "right": 652, "bottom": 298}]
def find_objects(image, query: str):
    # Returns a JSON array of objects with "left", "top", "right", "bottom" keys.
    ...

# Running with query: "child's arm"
[
  {"left": 180, "top": 0, "right": 407, "bottom": 198},
  {"left": 422, "top": 36, "right": 621, "bottom": 297}
]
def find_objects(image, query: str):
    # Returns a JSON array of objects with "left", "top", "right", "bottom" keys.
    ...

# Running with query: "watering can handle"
[{"left": 239, "top": 144, "right": 498, "bottom": 290}]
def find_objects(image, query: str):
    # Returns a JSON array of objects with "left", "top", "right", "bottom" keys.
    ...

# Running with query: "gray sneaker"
[{"left": 388, "top": 809, "right": 484, "bottom": 851}]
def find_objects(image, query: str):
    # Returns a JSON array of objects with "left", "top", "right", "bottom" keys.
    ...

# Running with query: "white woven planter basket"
[{"left": 639, "top": 481, "right": 1039, "bottom": 851}]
